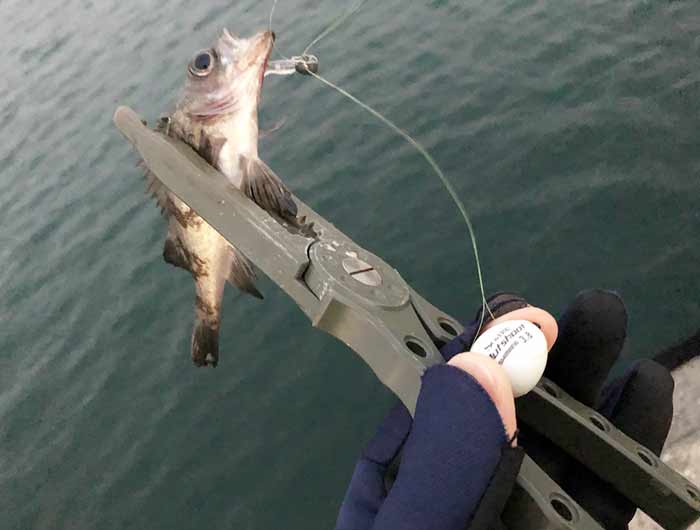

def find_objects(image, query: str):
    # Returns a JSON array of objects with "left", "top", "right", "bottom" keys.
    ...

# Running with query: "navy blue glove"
[
  {"left": 335, "top": 290, "right": 675, "bottom": 530},
  {"left": 335, "top": 314, "right": 514, "bottom": 530}
]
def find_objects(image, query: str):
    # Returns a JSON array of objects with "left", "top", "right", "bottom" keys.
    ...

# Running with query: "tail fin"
[
  {"left": 653, "top": 330, "right": 700, "bottom": 372},
  {"left": 191, "top": 320, "right": 220, "bottom": 367}
]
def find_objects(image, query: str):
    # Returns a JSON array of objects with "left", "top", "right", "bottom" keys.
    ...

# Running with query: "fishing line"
[
  {"left": 306, "top": 70, "right": 494, "bottom": 331},
  {"left": 269, "top": 0, "right": 368, "bottom": 60},
  {"left": 268, "top": 0, "right": 291, "bottom": 61},
  {"left": 269, "top": 1, "right": 495, "bottom": 331},
  {"left": 269, "top": 0, "right": 278, "bottom": 34},
  {"left": 303, "top": 0, "right": 369, "bottom": 55}
]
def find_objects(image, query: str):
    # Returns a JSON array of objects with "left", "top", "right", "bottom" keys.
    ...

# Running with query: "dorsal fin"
[
  {"left": 143, "top": 116, "right": 178, "bottom": 219},
  {"left": 144, "top": 168, "right": 174, "bottom": 217}
]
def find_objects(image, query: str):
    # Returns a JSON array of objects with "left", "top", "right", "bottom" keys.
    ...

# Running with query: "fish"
[{"left": 145, "top": 28, "right": 304, "bottom": 367}]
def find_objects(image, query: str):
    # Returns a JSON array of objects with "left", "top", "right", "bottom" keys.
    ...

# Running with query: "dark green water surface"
[{"left": 1, "top": 0, "right": 699, "bottom": 528}]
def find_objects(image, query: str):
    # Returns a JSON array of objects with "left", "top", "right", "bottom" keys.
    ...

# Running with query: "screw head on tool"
[{"left": 342, "top": 257, "right": 382, "bottom": 287}]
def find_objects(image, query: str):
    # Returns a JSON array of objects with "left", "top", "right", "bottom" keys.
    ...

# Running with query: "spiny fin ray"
[
  {"left": 144, "top": 168, "right": 173, "bottom": 218},
  {"left": 240, "top": 156, "right": 298, "bottom": 219}
]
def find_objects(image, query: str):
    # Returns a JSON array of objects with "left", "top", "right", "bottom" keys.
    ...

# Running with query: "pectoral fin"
[
  {"left": 239, "top": 156, "right": 298, "bottom": 219},
  {"left": 163, "top": 232, "right": 190, "bottom": 271},
  {"left": 228, "top": 247, "right": 263, "bottom": 299}
]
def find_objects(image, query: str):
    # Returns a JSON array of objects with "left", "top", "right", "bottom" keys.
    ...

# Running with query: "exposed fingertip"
[
  {"left": 481, "top": 307, "right": 559, "bottom": 352},
  {"left": 448, "top": 353, "right": 518, "bottom": 444}
]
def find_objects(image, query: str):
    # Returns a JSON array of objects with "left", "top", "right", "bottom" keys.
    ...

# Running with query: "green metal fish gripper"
[{"left": 114, "top": 106, "right": 700, "bottom": 530}]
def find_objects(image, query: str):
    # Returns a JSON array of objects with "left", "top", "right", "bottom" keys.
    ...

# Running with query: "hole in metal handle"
[
  {"left": 589, "top": 413, "right": 611, "bottom": 433},
  {"left": 541, "top": 381, "right": 560, "bottom": 398},
  {"left": 687, "top": 486, "right": 700, "bottom": 503},
  {"left": 636, "top": 448, "right": 658, "bottom": 468},
  {"left": 438, "top": 318, "right": 459, "bottom": 337},
  {"left": 550, "top": 494, "right": 577, "bottom": 523},
  {"left": 405, "top": 338, "right": 428, "bottom": 358}
]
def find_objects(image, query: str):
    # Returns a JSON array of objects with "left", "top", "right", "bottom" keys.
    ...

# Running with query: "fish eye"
[{"left": 189, "top": 50, "right": 215, "bottom": 77}]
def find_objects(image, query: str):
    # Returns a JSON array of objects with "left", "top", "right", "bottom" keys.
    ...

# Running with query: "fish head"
[{"left": 177, "top": 29, "right": 275, "bottom": 118}]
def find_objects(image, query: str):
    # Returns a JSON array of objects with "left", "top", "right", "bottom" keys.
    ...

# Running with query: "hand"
[
  {"left": 334, "top": 294, "right": 539, "bottom": 530},
  {"left": 334, "top": 290, "right": 676, "bottom": 530}
]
